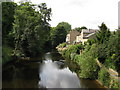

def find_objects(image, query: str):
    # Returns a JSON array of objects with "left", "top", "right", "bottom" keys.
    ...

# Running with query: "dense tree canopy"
[
  {"left": 11, "top": 2, "right": 51, "bottom": 57},
  {"left": 50, "top": 22, "right": 71, "bottom": 48},
  {"left": 57, "top": 22, "right": 71, "bottom": 33},
  {"left": 2, "top": 2, "right": 17, "bottom": 46},
  {"left": 95, "top": 23, "right": 111, "bottom": 44},
  {"left": 50, "top": 25, "right": 67, "bottom": 48}
]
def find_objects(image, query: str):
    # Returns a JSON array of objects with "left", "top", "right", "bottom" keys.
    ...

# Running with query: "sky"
[{"left": 13, "top": 0, "right": 120, "bottom": 30}]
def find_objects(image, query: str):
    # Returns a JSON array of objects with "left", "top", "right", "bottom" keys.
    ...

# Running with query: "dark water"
[{"left": 2, "top": 52, "right": 106, "bottom": 88}]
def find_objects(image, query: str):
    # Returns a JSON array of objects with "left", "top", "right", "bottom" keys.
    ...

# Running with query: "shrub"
[
  {"left": 109, "top": 78, "right": 120, "bottom": 88},
  {"left": 75, "top": 53, "right": 99, "bottom": 79},
  {"left": 2, "top": 46, "right": 13, "bottom": 65},
  {"left": 64, "top": 44, "right": 83, "bottom": 59},
  {"left": 70, "top": 53, "right": 77, "bottom": 61},
  {"left": 57, "top": 42, "right": 66, "bottom": 48},
  {"left": 98, "top": 68, "right": 120, "bottom": 88},
  {"left": 69, "top": 44, "right": 100, "bottom": 79},
  {"left": 104, "top": 58, "right": 116, "bottom": 70},
  {"left": 98, "top": 68, "right": 110, "bottom": 87}
]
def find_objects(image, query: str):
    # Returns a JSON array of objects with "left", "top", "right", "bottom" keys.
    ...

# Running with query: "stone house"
[
  {"left": 66, "top": 30, "right": 80, "bottom": 44},
  {"left": 66, "top": 29, "right": 98, "bottom": 44}
]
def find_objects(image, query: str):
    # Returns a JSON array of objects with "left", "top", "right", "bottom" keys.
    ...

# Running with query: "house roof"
[{"left": 82, "top": 29, "right": 98, "bottom": 33}]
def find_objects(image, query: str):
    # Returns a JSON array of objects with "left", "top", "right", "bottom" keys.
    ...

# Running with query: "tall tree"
[
  {"left": 51, "top": 25, "right": 67, "bottom": 48},
  {"left": 2, "top": 2, "right": 17, "bottom": 46},
  {"left": 107, "top": 29, "right": 120, "bottom": 71},
  {"left": 95, "top": 23, "right": 111, "bottom": 44},
  {"left": 12, "top": 2, "right": 51, "bottom": 57}
]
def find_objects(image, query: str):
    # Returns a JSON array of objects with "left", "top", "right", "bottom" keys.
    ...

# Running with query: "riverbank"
[
  {"left": 3, "top": 52, "right": 107, "bottom": 88},
  {"left": 56, "top": 43, "right": 120, "bottom": 89}
]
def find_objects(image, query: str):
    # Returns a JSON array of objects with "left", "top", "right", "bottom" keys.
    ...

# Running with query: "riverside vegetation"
[
  {"left": 2, "top": 1, "right": 71, "bottom": 64},
  {"left": 57, "top": 23, "right": 120, "bottom": 88},
  {"left": 2, "top": 1, "right": 120, "bottom": 89}
]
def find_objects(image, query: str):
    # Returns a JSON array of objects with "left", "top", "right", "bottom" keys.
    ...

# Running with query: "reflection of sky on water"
[
  {"left": 3, "top": 52, "right": 106, "bottom": 88},
  {"left": 38, "top": 53, "right": 80, "bottom": 88}
]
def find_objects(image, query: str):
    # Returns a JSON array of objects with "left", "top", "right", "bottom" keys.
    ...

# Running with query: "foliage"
[
  {"left": 57, "top": 42, "right": 66, "bottom": 48},
  {"left": 104, "top": 54, "right": 116, "bottom": 70},
  {"left": 2, "top": 46, "right": 13, "bottom": 65},
  {"left": 74, "top": 27, "right": 82, "bottom": 32},
  {"left": 75, "top": 44, "right": 99, "bottom": 79},
  {"left": 2, "top": 2, "right": 17, "bottom": 64},
  {"left": 98, "top": 68, "right": 110, "bottom": 87},
  {"left": 58, "top": 43, "right": 99, "bottom": 79},
  {"left": 11, "top": 2, "right": 51, "bottom": 57},
  {"left": 64, "top": 44, "right": 84, "bottom": 59},
  {"left": 106, "top": 29, "right": 120, "bottom": 72},
  {"left": 57, "top": 22, "right": 71, "bottom": 33},
  {"left": 74, "top": 26, "right": 87, "bottom": 33},
  {"left": 50, "top": 25, "right": 67, "bottom": 48},
  {"left": 98, "top": 68, "right": 119, "bottom": 88},
  {"left": 96, "top": 44, "right": 107, "bottom": 63},
  {"left": 95, "top": 22, "right": 111, "bottom": 44},
  {"left": 109, "top": 78, "right": 120, "bottom": 88},
  {"left": 50, "top": 22, "right": 71, "bottom": 48},
  {"left": 76, "top": 55, "right": 99, "bottom": 79},
  {"left": 2, "top": 2, "right": 17, "bottom": 46},
  {"left": 57, "top": 22, "right": 120, "bottom": 87}
]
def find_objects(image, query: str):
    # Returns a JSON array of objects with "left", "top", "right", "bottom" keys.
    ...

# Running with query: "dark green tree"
[
  {"left": 107, "top": 29, "right": 120, "bottom": 72},
  {"left": 2, "top": 2, "right": 17, "bottom": 46},
  {"left": 57, "top": 22, "right": 71, "bottom": 33},
  {"left": 51, "top": 25, "right": 67, "bottom": 48},
  {"left": 95, "top": 23, "right": 111, "bottom": 44},
  {"left": 12, "top": 2, "right": 51, "bottom": 57}
]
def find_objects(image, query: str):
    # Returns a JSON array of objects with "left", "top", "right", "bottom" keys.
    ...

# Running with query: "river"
[{"left": 2, "top": 52, "right": 107, "bottom": 89}]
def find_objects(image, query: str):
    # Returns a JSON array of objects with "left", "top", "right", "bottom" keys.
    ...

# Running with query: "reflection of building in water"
[{"left": 66, "top": 29, "right": 98, "bottom": 44}]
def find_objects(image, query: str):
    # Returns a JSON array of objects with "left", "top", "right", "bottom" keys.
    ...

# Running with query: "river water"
[{"left": 2, "top": 52, "right": 106, "bottom": 89}]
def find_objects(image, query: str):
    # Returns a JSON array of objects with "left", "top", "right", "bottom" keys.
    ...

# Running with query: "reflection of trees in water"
[
  {"left": 54, "top": 60, "right": 66, "bottom": 69},
  {"left": 49, "top": 52, "right": 80, "bottom": 71},
  {"left": 2, "top": 62, "right": 41, "bottom": 88},
  {"left": 50, "top": 52, "right": 64, "bottom": 61},
  {"left": 3, "top": 65, "right": 15, "bottom": 81},
  {"left": 65, "top": 59, "right": 80, "bottom": 73}
]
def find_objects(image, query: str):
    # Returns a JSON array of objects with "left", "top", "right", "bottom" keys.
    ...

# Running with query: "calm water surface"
[{"left": 2, "top": 52, "right": 106, "bottom": 88}]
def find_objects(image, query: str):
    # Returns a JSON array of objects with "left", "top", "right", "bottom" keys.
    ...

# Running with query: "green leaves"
[
  {"left": 95, "top": 22, "right": 111, "bottom": 44},
  {"left": 2, "top": 2, "right": 17, "bottom": 45},
  {"left": 57, "top": 22, "right": 71, "bottom": 33},
  {"left": 50, "top": 25, "right": 67, "bottom": 47},
  {"left": 12, "top": 2, "right": 51, "bottom": 57}
]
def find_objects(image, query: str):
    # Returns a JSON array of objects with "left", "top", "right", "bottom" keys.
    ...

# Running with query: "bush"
[
  {"left": 109, "top": 78, "right": 120, "bottom": 88},
  {"left": 70, "top": 53, "right": 77, "bottom": 61},
  {"left": 104, "top": 58, "right": 116, "bottom": 70},
  {"left": 2, "top": 46, "right": 13, "bottom": 65},
  {"left": 57, "top": 42, "right": 66, "bottom": 48},
  {"left": 98, "top": 68, "right": 110, "bottom": 87},
  {"left": 60, "top": 44, "right": 99, "bottom": 79},
  {"left": 75, "top": 52, "right": 99, "bottom": 79},
  {"left": 98, "top": 68, "right": 120, "bottom": 88},
  {"left": 64, "top": 44, "right": 83, "bottom": 59}
]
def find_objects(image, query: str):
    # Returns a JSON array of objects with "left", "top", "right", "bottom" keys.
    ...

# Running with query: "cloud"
[
  {"left": 13, "top": 0, "right": 119, "bottom": 30},
  {"left": 39, "top": 60, "right": 80, "bottom": 88}
]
